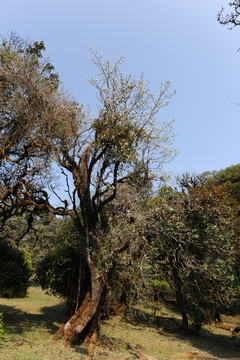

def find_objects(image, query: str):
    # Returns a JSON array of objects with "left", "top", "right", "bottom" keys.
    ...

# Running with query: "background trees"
[
  {"left": 149, "top": 184, "right": 239, "bottom": 333},
  {"left": 0, "top": 208, "right": 61, "bottom": 299},
  {"left": 207, "top": 164, "right": 240, "bottom": 204}
]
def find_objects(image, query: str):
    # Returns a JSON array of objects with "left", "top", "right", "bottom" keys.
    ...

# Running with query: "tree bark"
[{"left": 53, "top": 260, "right": 107, "bottom": 354}]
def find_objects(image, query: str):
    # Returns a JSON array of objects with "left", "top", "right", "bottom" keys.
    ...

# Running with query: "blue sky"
[{"left": 1, "top": 0, "right": 239, "bottom": 178}]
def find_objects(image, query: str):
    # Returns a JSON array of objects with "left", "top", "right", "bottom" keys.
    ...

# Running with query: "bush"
[
  {"left": 0, "top": 240, "right": 31, "bottom": 298},
  {"left": 36, "top": 244, "right": 80, "bottom": 298},
  {"left": 36, "top": 244, "right": 86, "bottom": 319}
]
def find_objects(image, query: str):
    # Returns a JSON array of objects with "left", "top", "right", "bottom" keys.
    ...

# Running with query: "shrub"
[
  {"left": 36, "top": 244, "right": 80, "bottom": 298},
  {"left": 0, "top": 240, "right": 31, "bottom": 298}
]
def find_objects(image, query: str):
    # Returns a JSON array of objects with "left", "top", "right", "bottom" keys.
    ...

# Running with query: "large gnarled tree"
[{"left": 0, "top": 34, "right": 176, "bottom": 353}]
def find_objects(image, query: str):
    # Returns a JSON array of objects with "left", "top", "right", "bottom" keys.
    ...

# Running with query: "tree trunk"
[
  {"left": 111, "top": 282, "right": 130, "bottom": 317},
  {"left": 101, "top": 286, "right": 112, "bottom": 319},
  {"left": 176, "top": 288, "right": 189, "bottom": 330},
  {"left": 53, "top": 260, "right": 107, "bottom": 355},
  {"left": 172, "top": 267, "right": 188, "bottom": 330}
]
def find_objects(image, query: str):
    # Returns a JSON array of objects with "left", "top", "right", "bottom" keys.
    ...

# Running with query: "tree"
[
  {"left": 0, "top": 34, "right": 176, "bottom": 353},
  {"left": 0, "top": 239, "right": 31, "bottom": 297},
  {"left": 0, "top": 210, "right": 61, "bottom": 267},
  {"left": 149, "top": 185, "right": 239, "bottom": 333},
  {"left": 176, "top": 165, "right": 240, "bottom": 206},
  {"left": 218, "top": 1, "right": 240, "bottom": 28},
  {"left": 206, "top": 164, "right": 240, "bottom": 204},
  {"left": 0, "top": 33, "right": 62, "bottom": 224},
  {"left": 176, "top": 171, "right": 211, "bottom": 191}
]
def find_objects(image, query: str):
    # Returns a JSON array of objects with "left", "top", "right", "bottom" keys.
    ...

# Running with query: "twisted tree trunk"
[{"left": 53, "top": 260, "right": 107, "bottom": 355}]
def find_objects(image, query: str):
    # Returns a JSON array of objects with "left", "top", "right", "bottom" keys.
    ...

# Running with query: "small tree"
[
  {"left": 150, "top": 185, "right": 239, "bottom": 333},
  {"left": 0, "top": 34, "right": 176, "bottom": 352}
]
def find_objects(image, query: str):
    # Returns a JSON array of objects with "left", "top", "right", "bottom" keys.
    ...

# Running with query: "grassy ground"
[{"left": 0, "top": 287, "right": 239, "bottom": 360}]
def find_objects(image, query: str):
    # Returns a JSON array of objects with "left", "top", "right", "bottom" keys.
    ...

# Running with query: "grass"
[{"left": 0, "top": 287, "right": 239, "bottom": 360}]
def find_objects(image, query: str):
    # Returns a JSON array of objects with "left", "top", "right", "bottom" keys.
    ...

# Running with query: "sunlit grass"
[{"left": 0, "top": 287, "right": 239, "bottom": 360}]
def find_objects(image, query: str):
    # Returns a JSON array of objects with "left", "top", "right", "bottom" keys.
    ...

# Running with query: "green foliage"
[
  {"left": 0, "top": 240, "right": 31, "bottom": 298},
  {"left": 0, "top": 213, "right": 31, "bottom": 245},
  {"left": 22, "top": 214, "right": 62, "bottom": 268},
  {"left": 150, "top": 185, "right": 239, "bottom": 329},
  {"left": 36, "top": 244, "right": 79, "bottom": 298},
  {"left": 21, "top": 246, "right": 33, "bottom": 272},
  {"left": 35, "top": 215, "right": 82, "bottom": 297},
  {"left": 150, "top": 279, "right": 175, "bottom": 302},
  {"left": 207, "top": 164, "right": 240, "bottom": 203},
  {"left": 0, "top": 212, "right": 62, "bottom": 268}
]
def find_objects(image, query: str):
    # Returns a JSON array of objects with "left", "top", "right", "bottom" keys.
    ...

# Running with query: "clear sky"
[{"left": 1, "top": 0, "right": 239, "bottom": 178}]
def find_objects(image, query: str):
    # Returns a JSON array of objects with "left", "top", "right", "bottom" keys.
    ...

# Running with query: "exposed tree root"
[
  {"left": 127, "top": 343, "right": 156, "bottom": 360},
  {"left": 52, "top": 292, "right": 91, "bottom": 342},
  {"left": 52, "top": 265, "right": 106, "bottom": 357},
  {"left": 86, "top": 329, "right": 98, "bottom": 356}
]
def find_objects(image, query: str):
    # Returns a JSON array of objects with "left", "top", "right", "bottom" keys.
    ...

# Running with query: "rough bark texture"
[{"left": 53, "top": 260, "right": 109, "bottom": 355}]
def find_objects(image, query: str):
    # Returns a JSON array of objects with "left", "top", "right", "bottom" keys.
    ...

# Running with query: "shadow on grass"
[
  {"left": 127, "top": 306, "right": 240, "bottom": 358},
  {"left": 127, "top": 304, "right": 181, "bottom": 329},
  {"left": 0, "top": 302, "right": 66, "bottom": 336},
  {"left": 180, "top": 328, "right": 240, "bottom": 359}
]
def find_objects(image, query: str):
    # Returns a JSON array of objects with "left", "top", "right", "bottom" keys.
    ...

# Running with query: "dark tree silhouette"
[{"left": 218, "top": 1, "right": 240, "bottom": 28}]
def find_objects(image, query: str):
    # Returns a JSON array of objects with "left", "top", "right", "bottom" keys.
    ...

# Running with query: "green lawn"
[{"left": 0, "top": 287, "right": 239, "bottom": 360}]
